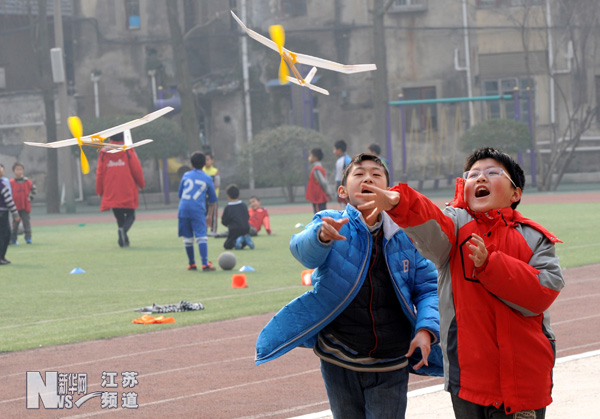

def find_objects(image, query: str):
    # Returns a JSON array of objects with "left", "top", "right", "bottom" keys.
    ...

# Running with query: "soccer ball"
[{"left": 218, "top": 252, "right": 237, "bottom": 271}]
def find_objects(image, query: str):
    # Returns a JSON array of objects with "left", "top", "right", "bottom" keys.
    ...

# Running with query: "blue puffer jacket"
[{"left": 255, "top": 205, "right": 443, "bottom": 377}]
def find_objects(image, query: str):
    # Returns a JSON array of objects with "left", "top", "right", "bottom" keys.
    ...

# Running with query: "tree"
[
  {"left": 507, "top": 0, "right": 600, "bottom": 190},
  {"left": 371, "top": 0, "right": 395, "bottom": 151},
  {"left": 539, "top": 0, "right": 600, "bottom": 190},
  {"left": 460, "top": 119, "right": 531, "bottom": 155},
  {"left": 30, "top": 0, "right": 60, "bottom": 213},
  {"left": 238, "top": 125, "right": 332, "bottom": 202},
  {"left": 166, "top": 1, "right": 200, "bottom": 152}
]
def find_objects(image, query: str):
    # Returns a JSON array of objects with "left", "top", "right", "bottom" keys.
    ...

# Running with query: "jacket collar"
[
  {"left": 345, "top": 204, "right": 401, "bottom": 241},
  {"left": 449, "top": 177, "right": 561, "bottom": 243}
]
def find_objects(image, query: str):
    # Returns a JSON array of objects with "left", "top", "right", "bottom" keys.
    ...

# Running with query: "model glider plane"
[
  {"left": 24, "top": 106, "right": 174, "bottom": 174},
  {"left": 231, "top": 11, "right": 376, "bottom": 96}
]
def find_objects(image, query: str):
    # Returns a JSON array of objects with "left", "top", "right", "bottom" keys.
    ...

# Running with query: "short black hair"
[
  {"left": 464, "top": 147, "right": 525, "bottom": 209},
  {"left": 12, "top": 162, "right": 24, "bottom": 171},
  {"left": 226, "top": 184, "right": 240, "bottom": 199},
  {"left": 341, "top": 153, "right": 389, "bottom": 187},
  {"left": 190, "top": 152, "right": 206, "bottom": 169},
  {"left": 310, "top": 148, "right": 324, "bottom": 161},
  {"left": 205, "top": 152, "right": 214, "bottom": 159},
  {"left": 368, "top": 143, "right": 381, "bottom": 155},
  {"left": 334, "top": 140, "right": 347, "bottom": 152},
  {"left": 110, "top": 132, "right": 124, "bottom": 143}
]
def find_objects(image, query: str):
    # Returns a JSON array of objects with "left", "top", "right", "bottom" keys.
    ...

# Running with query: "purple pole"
[
  {"left": 386, "top": 104, "right": 393, "bottom": 184},
  {"left": 526, "top": 88, "right": 537, "bottom": 186},
  {"left": 514, "top": 88, "right": 523, "bottom": 165}
]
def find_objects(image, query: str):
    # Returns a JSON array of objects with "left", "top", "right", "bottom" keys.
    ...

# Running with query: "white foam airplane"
[
  {"left": 24, "top": 106, "right": 174, "bottom": 174},
  {"left": 231, "top": 11, "right": 376, "bottom": 96}
]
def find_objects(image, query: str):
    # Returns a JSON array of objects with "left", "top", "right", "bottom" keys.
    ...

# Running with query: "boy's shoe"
[
  {"left": 244, "top": 234, "right": 255, "bottom": 250},
  {"left": 0, "top": 259, "right": 11, "bottom": 265},
  {"left": 234, "top": 236, "right": 244, "bottom": 250},
  {"left": 202, "top": 262, "right": 216, "bottom": 272},
  {"left": 9, "top": 240, "right": 17, "bottom": 245},
  {"left": 187, "top": 264, "right": 198, "bottom": 271},
  {"left": 26, "top": 238, "right": 32, "bottom": 244}
]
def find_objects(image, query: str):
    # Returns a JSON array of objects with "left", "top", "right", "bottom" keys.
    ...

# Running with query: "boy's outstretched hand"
[
  {"left": 405, "top": 329, "right": 432, "bottom": 370},
  {"left": 318, "top": 217, "right": 349, "bottom": 243},
  {"left": 354, "top": 184, "right": 400, "bottom": 225},
  {"left": 467, "top": 233, "right": 488, "bottom": 268}
]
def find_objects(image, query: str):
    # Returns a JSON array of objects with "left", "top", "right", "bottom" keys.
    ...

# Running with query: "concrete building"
[{"left": 1, "top": 0, "right": 598, "bottom": 202}]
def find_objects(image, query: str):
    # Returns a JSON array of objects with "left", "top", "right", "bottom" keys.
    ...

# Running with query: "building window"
[
  {"left": 476, "top": 0, "right": 543, "bottom": 8},
  {"left": 482, "top": 77, "right": 533, "bottom": 122},
  {"left": 402, "top": 87, "right": 437, "bottom": 132},
  {"left": 125, "top": 0, "right": 140, "bottom": 30},
  {"left": 282, "top": 0, "right": 307, "bottom": 17}
]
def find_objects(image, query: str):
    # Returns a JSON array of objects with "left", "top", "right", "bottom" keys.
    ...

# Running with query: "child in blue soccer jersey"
[{"left": 178, "top": 152, "right": 218, "bottom": 271}]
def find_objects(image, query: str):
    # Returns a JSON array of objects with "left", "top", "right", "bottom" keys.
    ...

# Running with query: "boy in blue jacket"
[{"left": 256, "top": 153, "right": 442, "bottom": 419}]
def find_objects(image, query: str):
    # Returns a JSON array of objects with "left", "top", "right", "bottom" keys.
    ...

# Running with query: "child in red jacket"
[
  {"left": 10, "top": 162, "right": 36, "bottom": 245},
  {"left": 356, "top": 147, "right": 564, "bottom": 418},
  {"left": 96, "top": 133, "right": 145, "bottom": 247}
]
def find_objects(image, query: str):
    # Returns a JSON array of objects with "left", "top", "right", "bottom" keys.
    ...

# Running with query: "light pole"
[
  {"left": 53, "top": 0, "right": 75, "bottom": 213},
  {"left": 90, "top": 70, "right": 101, "bottom": 118}
]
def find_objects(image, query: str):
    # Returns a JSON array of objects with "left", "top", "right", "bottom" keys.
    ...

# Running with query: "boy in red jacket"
[
  {"left": 96, "top": 133, "right": 145, "bottom": 247},
  {"left": 356, "top": 147, "right": 564, "bottom": 418},
  {"left": 305, "top": 148, "right": 330, "bottom": 214},
  {"left": 10, "top": 162, "right": 36, "bottom": 245}
]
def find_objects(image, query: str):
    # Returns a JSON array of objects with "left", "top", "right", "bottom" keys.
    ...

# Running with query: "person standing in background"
[{"left": 203, "top": 152, "right": 220, "bottom": 236}]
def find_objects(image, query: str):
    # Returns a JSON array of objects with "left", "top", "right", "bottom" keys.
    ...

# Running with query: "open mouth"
[
  {"left": 361, "top": 188, "right": 373, "bottom": 194},
  {"left": 475, "top": 186, "right": 490, "bottom": 198}
]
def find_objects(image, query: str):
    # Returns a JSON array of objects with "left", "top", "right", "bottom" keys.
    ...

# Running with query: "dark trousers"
[
  {"left": 320, "top": 360, "right": 409, "bottom": 419},
  {"left": 0, "top": 211, "right": 10, "bottom": 259},
  {"left": 11, "top": 209, "right": 31, "bottom": 241},
  {"left": 451, "top": 394, "right": 546, "bottom": 419},
  {"left": 312, "top": 202, "right": 327, "bottom": 214},
  {"left": 112, "top": 208, "right": 136, "bottom": 232}
]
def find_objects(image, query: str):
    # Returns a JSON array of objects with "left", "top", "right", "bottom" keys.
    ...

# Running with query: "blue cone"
[
  {"left": 70, "top": 268, "right": 86, "bottom": 274},
  {"left": 239, "top": 265, "right": 255, "bottom": 272}
]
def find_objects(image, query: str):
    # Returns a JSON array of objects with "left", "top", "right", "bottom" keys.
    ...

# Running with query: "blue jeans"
[{"left": 320, "top": 360, "right": 409, "bottom": 419}]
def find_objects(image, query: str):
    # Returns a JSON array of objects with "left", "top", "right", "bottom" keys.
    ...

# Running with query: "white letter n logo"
[{"left": 26, "top": 371, "right": 59, "bottom": 409}]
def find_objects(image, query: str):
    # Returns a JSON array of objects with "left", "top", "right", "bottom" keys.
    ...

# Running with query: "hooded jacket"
[
  {"left": 96, "top": 146, "right": 145, "bottom": 211},
  {"left": 386, "top": 179, "right": 564, "bottom": 414},
  {"left": 255, "top": 204, "right": 443, "bottom": 377}
]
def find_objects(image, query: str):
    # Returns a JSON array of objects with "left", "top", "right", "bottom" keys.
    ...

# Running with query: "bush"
[
  {"left": 460, "top": 119, "right": 531, "bottom": 154},
  {"left": 238, "top": 125, "right": 333, "bottom": 202}
]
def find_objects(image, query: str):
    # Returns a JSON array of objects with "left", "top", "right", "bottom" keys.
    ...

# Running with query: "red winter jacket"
[
  {"left": 96, "top": 146, "right": 145, "bottom": 211},
  {"left": 386, "top": 179, "right": 564, "bottom": 414},
  {"left": 305, "top": 164, "right": 328, "bottom": 204}
]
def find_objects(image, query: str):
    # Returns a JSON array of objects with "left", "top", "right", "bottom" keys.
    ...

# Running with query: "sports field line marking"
[
  {"left": 0, "top": 333, "right": 257, "bottom": 381},
  {"left": 60, "top": 369, "right": 322, "bottom": 419},
  {"left": 552, "top": 313, "right": 600, "bottom": 326},
  {"left": 0, "top": 285, "right": 301, "bottom": 331},
  {"left": 234, "top": 401, "right": 331, "bottom": 419},
  {"left": 555, "top": 292, "right": 600, "bottom": 303}
]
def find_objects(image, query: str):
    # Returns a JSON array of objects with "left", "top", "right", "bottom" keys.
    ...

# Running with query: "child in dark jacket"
[{"left": 221, "top": 184, "right": 254, "bottom": 250}]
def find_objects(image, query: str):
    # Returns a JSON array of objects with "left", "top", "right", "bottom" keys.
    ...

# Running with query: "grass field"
[{"left": 1, "top": 201, "right": 599, "bottom": 353}]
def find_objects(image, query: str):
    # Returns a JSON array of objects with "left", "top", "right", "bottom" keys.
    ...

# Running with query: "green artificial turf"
[{"left": 1, "top": 201, "right": 598, "bottom": 352}]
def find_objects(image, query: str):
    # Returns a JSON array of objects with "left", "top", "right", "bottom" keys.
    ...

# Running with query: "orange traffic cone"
[
  {"left": 232, "top": 273, "right": 247, "bottom": 288},
  {"left": 301, "top": 269, "right": 314, "bottom": 286}
]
